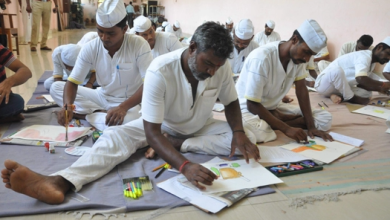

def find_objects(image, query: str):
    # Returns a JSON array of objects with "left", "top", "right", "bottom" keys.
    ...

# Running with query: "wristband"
[
  {"left": 179, "top": 160, "right": 190, "bottom": 173},
  {"left": 232, "top": 130, "right": 245, "bottom": 134}
]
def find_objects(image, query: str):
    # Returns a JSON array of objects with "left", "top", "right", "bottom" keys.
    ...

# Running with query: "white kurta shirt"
[
  {"left": 236, "top": 41, "right": 307, "bottom": 111},
  {"left": 68, "top": 33, "right": 153, "bottom": 100},
  {"left": 165, "top": 24, "right": 183, "bottom": 39},
  {"left": 142, "top": 48, "right": 237, "bottom": 135},
  {"left": 321, "top": 50, "right": 375, "bottom": 86},
  {"left": 77, "top": 32, "right": 99, "bottom": 47},
  {"left": 384, "top": 62, "right": 390, "bottom": 73},
  {"left": 152, "top": 32, "right": 183, "bottom": 58},
  {"left": 253, "top": 31, "right": 281, "bottom": 47},
  {"left": 338, "top": 41, "right": 374, "bottom": 58},
  {"left": 228, "top": 40, "right": 259, "bottom": 74}
]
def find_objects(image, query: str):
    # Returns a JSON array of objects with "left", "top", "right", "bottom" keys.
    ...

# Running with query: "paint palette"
[
  {"left": 266, "top": 160, "right": 323, "bottom": 177},
  {"left": 65, "top": 146, "right": 91, "bottom": 156}
]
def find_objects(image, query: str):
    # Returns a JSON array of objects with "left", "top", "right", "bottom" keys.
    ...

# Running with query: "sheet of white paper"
[
  {"left": 181, "top": 159, "right": 282, "bottom": 194},
  {"left": 386, "top": 128, "right": 390, "bottom": 134},
  {"left": 307, "top": 86, "right": 317, "bottom": 92},
  {"left": 42, "top": 95, "right": 55, "bottom": 103},
  {"left": 352, "top": 105, "right": 390, "bottom": 120},
  {"left": 258, "top": 146, "right": 309, "bottom": 163},
  {"left": 280, "top": 137, "right": 355, "bottom": 164},
  {"left": 328, "top": 132, "right": 364, "bottom": 147},
  {"left": 11, "top": 125, "right": 91, "bottom": 142},
  {"left": 213, "top": 103, "right": 224, "bottom": 112},
  {"left": 157, "top": 175, "right": 227, "bottom": 213}
]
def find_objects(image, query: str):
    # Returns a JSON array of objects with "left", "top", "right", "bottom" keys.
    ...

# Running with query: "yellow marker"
[{"left": 374, "top": 110, "right": 384, "bottom": 113}]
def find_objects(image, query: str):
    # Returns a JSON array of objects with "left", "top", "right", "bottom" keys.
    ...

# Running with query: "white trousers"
[
  {"left": 315, "top": 67, "right": 372, "bottom": 100},
  {"left": 20, "top": 0, "right": 32, "bottom": 44},
  {"left": 53, "top": 118, "right": 256, "bottom": 191},
  {"left": 50, "top": 81, "right": 141, "bottom": 130},
  {"left": 243, "top": 102, "right": 333, "bottom": 133}
]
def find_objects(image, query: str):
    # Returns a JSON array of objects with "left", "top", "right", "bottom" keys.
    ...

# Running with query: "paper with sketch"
[
  {"left": 258, "top": 146, "right": 309, "bottom": 163},
  {"left": 10, "top": 125, "right": 91, "bottom": 142},
  {"left": 280, "top": 137, "right": 356, "bottom": 164},
  {"left": 352, "top": 106, "right": 390, "bottom": 120},
  {"left": 179, "top": 159, "right": 282, "bottom": 194}
]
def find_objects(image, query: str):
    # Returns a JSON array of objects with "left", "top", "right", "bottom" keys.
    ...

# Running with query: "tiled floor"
[{"left": 1, "top": 29, "right": 390, "bottom": 220}]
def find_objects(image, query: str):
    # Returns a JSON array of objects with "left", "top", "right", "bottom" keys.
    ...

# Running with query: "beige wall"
[{"left": 160, "top": 0, "right": 390, "bottom": 61}]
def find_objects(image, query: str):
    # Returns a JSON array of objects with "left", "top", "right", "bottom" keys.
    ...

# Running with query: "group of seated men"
[{"left": 1, "top": 0, "right": 390, "bottom": 205}]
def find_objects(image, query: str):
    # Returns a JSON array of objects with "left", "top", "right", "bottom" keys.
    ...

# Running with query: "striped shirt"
[{"left": 0, "top": 44, "right": 16, "bottom": 83}]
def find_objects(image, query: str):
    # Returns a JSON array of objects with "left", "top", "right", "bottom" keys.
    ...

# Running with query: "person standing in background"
[
  {"left": 126, "top": 1, "right": 135, "bottom": 28},
  {"left": 27, "top": 0, "right": 59, "bottom": 51},
  {"left": 18, "top": 0, "right": 32, "bottom": 44}
]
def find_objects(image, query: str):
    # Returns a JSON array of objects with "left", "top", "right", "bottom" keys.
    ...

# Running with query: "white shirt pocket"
[{"left": 202, "top": 89, "right": 217, "bottom": 97}]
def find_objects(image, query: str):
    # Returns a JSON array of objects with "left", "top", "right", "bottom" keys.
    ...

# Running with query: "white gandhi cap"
[
  {"left": 297, "top": 19, "right": 327, "bottom": 54},
  {"left": 134, "top": 16, "right": 152, "bottom": 32},
  {"left": 381, "top": 36, "right": 390, "bottom": 47},
  {"left": 234, "top": 19, "right": 254, "bottom": 40},
  {"left": 266, "top": 20, "right": 275, "bottom": 29},
  {"left": 226, "top": 17, "right": 233, "bottom": 25},
  {"left": 174, "top": 20, "right": 180, "bottom": 28},
  {"left": 96, "top": 0, "right": 126, "bottom": 28},
  {"left": 61, "top": 44, "right": 81, "bottom": 66},
  {"left": 162, "top": 21, "right": 169, "bottom": 27}
]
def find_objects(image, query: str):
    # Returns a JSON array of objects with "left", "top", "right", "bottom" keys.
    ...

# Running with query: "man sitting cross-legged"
[{"left": 1, "top": 21, "right": 260, "bottom": 204}]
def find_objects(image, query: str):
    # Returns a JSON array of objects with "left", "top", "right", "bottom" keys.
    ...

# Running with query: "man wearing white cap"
[
  {"left": 236, "top": 19, "right": 333, "bottom": 143},
  {"left": 50, "top": 0, "right": 153, "bottom": 131},
  {"left": 44, "top": 44, "right": 97, "bottom": 91},
  {"left": 161, "top": 21, "right": 169, "bottom": 32},
  {"left": 254, "top": 20, "right": 281, "bottom": 47},
  {"left": 314, "top": 37, "right": 390, "bottom": 105},
  {"left": 165, "top": 20, "right": 183, "bottom": 41},
  {"left": 1, "top": 22, "right": 260, "bottom": 204},
  {"left": 228, "top": 19, "right": 259, "bottom": 75},
  {"left": 133, "top": 16, "right": 182, "bottom": 58},
  {"left": 225, "top": 17, "right": 234, "bottom": 34}
]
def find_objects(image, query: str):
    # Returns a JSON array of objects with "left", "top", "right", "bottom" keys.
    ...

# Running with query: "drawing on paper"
[
  {"left": 210, "top": 163, "right": 247, "bottom": 180},
  {"left": 11, "top": 125, "right": 91, "bottom": 142},
  {"left": 291, "top": 140, "right": 326, "bottom": 153}
]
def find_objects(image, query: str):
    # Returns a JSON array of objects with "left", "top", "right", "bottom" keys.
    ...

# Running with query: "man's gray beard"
[{"left": 188, "top": 54, "right": 209, "bottom": 81}]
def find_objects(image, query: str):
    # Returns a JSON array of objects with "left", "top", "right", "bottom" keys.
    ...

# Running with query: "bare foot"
[
  {"left": 330, "top": 94, "right": 342, "bottom": 104},
  {"left": 1, "top": 160, "right": 71, "bottom": 204},
  {"left": 282, "top": 96, "right": 294, "bottom": 103},
  {"left": 0, "top": 113, "right": 24, "bottom": 123},
  {"left": 145, "top": 147, "right": 156, "bottom": 159},
  {"left": 305, "top": 80, "right": 315, "bottom": 88},
  {"left": 144, "top": 133, "right": 186, "bottom": 159}
]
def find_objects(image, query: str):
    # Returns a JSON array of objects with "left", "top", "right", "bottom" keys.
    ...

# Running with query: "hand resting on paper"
[{"left": 181, "top": 162, "right": 218, "bottom": 190}]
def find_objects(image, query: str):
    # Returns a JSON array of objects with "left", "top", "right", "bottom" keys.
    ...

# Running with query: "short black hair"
[
  {"left": 115, "top": 15, "right": 128, "bottom": 29},
  {"left": 289, "top": 30, "right": 305, "bottom": 44},
  {"left": 191, "top": 22, "right": 233, "bottom": 60},
  {"left": 373, "top": 42, "right": 390, "bottom": 52},
  {"left": 357, "top": 35, "right": 373, "bottom": 47}
]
